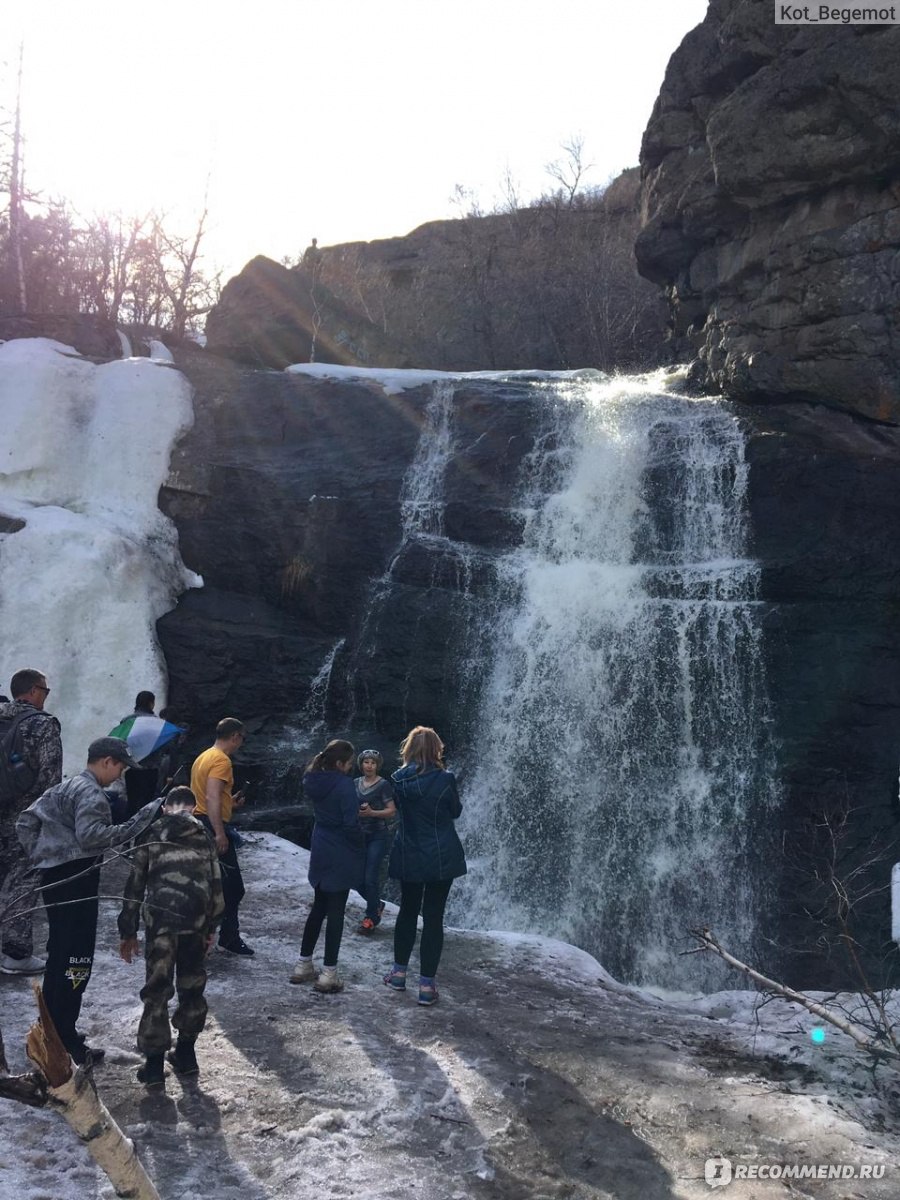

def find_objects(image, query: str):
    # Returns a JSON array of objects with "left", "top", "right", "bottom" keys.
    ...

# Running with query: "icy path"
[{"left": 0, "top": 835, "right": 897, "bottom": 1199}]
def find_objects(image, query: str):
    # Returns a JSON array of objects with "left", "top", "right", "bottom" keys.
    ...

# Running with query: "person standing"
[
  {"left": 118, "top": 786, "right": 224, "bottom": 1087},
  {"left": 354, "top": 749, "right": 396, "bottom": 935},
  {"left": 113, "top": 691, "right": 162, "bottom": 817},
  {"left": 383, "top": 726, "right": 467, "bottom": 1007},
  {"left": 16, "top": 737, "right": 159, "bottom": 1063},
  {"left": 190, "top": 718, "right": 252, "bottom": 956},
  {"left": 0, "top": 668, "right": 63, "bottom": 975},
  {"left": 289, "top": 739, "right": 363, "bottom": 994}
]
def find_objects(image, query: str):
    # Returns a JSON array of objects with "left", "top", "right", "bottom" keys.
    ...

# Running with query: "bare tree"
[
  {"left": 5, "top": 43, "right": 27, "bottom": 312},
  {"left": 153, "top": 198, "right": 219, "bottom": 338},
  {"left": 544, "top": 134, "right": 594, "bottom": 208}
]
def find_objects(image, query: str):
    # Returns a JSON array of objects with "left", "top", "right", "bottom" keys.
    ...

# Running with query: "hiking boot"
[
  {"left": 313, "top": 967, "right": 344, "bottom": 994},
  {"left": 289, "top": 959, "right": 319, "bottom": 984},
  {"left": 0, "top": 953, "right": 45, "bottom": 975},
  {"left": 383, "top": 965, "right": 407, "bottom": 991},
  {"left": 218, "top": 936, "right": 255, "bottom": 957},
  {"left": 358, "top": 917, "right": 376, "bottom": 935},
  {"left": 167, "top": 1038, "right": 199, "bottom": 1076},
  {"left": 137, "top": 1054, "right": 165, "bottom": 1087}
]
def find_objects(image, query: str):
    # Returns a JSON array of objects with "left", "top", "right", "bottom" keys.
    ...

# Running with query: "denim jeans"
[{"left": 363, "top": 835, "right": 390, "bottom": 920}]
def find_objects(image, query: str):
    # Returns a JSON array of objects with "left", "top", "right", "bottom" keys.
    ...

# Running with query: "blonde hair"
[{"left": 399, "top": 726, "right": 444, "bottom": 772}]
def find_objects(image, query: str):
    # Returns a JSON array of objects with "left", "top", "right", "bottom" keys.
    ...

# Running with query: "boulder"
[{"left": 204, "top": 255, "right": 414, "bottom": 369}]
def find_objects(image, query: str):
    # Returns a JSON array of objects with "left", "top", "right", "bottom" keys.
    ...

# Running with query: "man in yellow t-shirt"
[{"left": 191, "top": 718, "right": 251, "bottom": 956}]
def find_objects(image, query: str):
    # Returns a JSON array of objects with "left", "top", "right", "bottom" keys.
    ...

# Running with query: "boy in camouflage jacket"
[{"left": 118, "top": 787, "right": 224, "bottom": 1086}]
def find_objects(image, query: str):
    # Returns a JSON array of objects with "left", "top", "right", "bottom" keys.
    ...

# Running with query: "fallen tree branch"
[
  {"left": 25, "top": 982, "right": 161, "bottom": 1199},
  {"left": 687, "top": 927, "right": 900, "bottom": 1067}
]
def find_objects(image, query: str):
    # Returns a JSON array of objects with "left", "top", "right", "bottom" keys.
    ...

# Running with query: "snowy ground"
[{"left": 1, "top": 834, "right": 898, "bottom": 1199}]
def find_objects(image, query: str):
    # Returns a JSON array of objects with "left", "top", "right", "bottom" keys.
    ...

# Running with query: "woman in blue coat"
[
  {"left": 383, "top": 726, "right": 467, "bottom": 1006},
  {"left": 290, "top": 739, "right": 363, "bottom": 994}
]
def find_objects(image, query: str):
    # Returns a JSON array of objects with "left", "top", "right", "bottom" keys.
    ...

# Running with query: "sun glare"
[{"left": 6, "top": 0, "right": 708, "bottom": 276}]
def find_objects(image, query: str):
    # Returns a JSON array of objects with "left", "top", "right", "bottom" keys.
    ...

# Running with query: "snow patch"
[{"left": 0, "top": 338, "right": 201, "bottom": 768}]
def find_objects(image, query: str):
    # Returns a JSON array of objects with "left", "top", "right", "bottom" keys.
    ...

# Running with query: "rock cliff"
[{"left": 636, "top": 2, "right": 900, "bottom": 421}]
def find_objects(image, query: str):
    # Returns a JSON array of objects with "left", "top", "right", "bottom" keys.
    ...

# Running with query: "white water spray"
[{"left": 453, "top": 372, "right": 777, "bottom": 988}]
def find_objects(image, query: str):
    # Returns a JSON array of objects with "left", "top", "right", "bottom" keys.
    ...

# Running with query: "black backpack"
[{"left": 0, "top": 710, "right": 41, "bottom": 810}]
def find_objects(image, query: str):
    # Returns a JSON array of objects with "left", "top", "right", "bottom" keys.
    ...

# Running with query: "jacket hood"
[
  {"left": 0, "top": 699, "right": 38, "bottom": 720},
  {"left": 303, "top": 770, "right": 347, "bottom": 802},
  {"left": 393, "top": 764, "right": 441, "bottom": 783},
  {"left": 155, "top": 811, "right": 208, "bottom": 846}
]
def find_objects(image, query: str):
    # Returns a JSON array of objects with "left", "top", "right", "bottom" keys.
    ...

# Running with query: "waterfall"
[
  {"left": 452, "top": 372, "right": 778, "bottom": 990},
  {"left": 349, "top": 379, "right": 483, "bottom": 731},
  {"left": 398, "top": 378, "right": 456, "bottom": 540},
  {"left": 302, "top": 637, "right": 345, "bottom": 736}
]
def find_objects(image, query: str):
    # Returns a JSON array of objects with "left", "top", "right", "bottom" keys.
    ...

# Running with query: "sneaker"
[
  {"left": 313, "top": 968, "right": 344, "bottom": 994},
  {"left": 289, "top": 960, "right": 319, "bottom": 984},
  {"left": 383, "top": 966, "right": 407, "bottom": 991},
  {"left": 417, "top": 982, "right": 439, "bottom": 1007},
  {"left": 218, "top": 936, "right": 255, "bottom": 957},
  {"left": 0, "top": 953, "right": 45, "bottom": 975},
  {"left": 167, "top": 1038, "right": 199, "bottom": 1076},
  {"left": 358, "top": 917, "right": 376, "bottom": 935},
  {"left": 137, "top": 1054, "right": 165, "bottom": 1087}
]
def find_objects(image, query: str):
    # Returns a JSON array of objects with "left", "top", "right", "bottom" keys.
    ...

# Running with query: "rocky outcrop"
[
  {"left": 636, "top": 3, "right": 900, "bottom": 422},
  {"left": 0, "top": 313, "right": 122, "bottom": 359},
  {"left": 204, "top": 171, "right": 666, "bottom": 373},
  {"left": 204, "top": 255, "right": 414, "bottom": 369}
]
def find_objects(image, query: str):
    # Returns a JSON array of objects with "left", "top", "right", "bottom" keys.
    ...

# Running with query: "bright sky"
[{"left": 5, "top": 0, "right": 708, "bottom": 281}]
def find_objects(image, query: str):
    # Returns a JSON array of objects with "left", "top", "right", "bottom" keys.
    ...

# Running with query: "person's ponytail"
[{"left": 305, "top": 738, "right": 355, "bottom": 773}]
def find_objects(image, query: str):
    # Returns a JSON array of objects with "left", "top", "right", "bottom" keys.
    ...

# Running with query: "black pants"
[
  {"left": 300, "top": 886, "right": 349, "bottom": 967},
  {"left": 125, "top": 767, "right": 159, "bottom": 818},
  {"left": 393, "top": 879, "right": 454, "bottom": 978},
  {"left": 198, "top": 817, "right": 245, "bottom": 943},
  {"left": 40, "top": 858, "right": 101, "bottom": 1052}
]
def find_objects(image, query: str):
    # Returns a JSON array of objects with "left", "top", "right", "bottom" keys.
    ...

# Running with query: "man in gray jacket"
[{"left": 17, "top": 737, "right": 161, "bottom": 1065}]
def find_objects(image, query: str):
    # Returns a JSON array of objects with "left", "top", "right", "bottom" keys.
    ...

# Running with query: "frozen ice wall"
[{"left": 0, "top": 338, "right": 201, "bottom": 769}]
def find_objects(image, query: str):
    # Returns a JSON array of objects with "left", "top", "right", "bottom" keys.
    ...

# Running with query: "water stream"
[{"left": 450, "top": 372, "right": 778, "bottom": 989}]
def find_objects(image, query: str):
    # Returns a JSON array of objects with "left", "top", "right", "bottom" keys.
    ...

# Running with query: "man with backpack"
[{"left": 0, "top": 668, "right": 62, "bottom": 975}]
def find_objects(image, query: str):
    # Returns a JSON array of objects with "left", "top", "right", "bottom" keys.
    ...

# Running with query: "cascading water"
[
  {"left": 452, "top": 372, "right": 778, "bottom": 990},
  {"left": 349, "top": 379, "right": 482, "bottom": 732}
]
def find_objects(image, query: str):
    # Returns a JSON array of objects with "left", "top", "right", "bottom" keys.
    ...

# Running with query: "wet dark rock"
[
  {"left": 159, "top": 351, "right": 546, "bottom": 804},
  {"left": 0, "top": 313, "right": 122, "bottom": 359},
  {"left": 743, "top": 402, "right": 900, "bottom": 988}
]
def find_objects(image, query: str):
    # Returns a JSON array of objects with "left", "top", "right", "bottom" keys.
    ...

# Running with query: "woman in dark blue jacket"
[
  {"left": 290, "top": 739, "right": 363, "bottom": 994},
  {"left": 384, "top": 726, "right": 466, "bottom": 1006}
]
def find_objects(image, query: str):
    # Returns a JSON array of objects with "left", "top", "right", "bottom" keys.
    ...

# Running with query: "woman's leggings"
[
  {"left": 393, "top": 879, "right": 454, "bottom": 978},
  {"left": 300, "top": 886, "right": 350, "bottom": 967}
]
